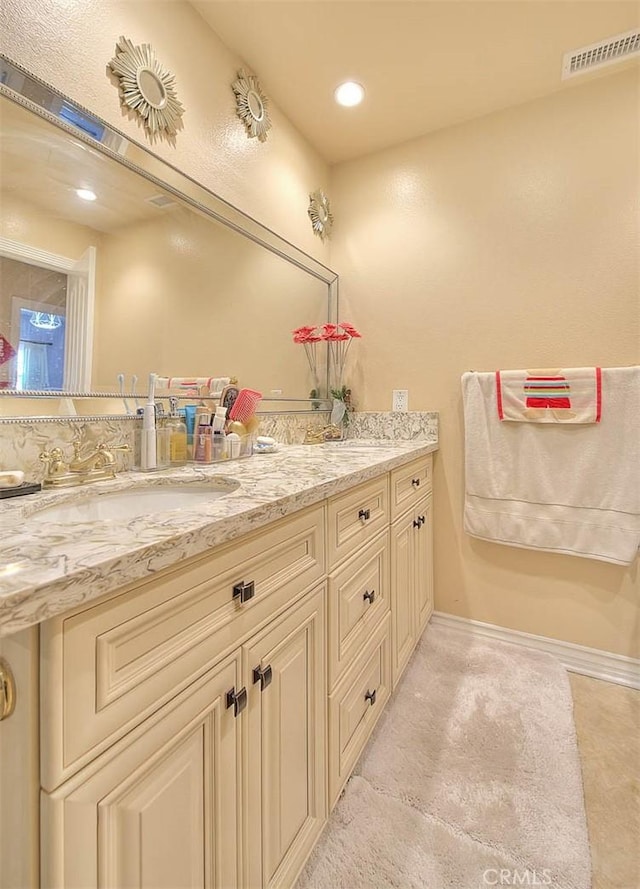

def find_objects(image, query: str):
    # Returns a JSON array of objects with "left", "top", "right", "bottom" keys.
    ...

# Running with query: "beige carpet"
[{"left": 298, "top": 625, "right": 591, "bottom": 889}]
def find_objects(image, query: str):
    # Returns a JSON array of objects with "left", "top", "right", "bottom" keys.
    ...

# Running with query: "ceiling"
[
  {"left": 0, "top": 99, "right": 185, "bottom": 233},
  {"left": 192, "top": 1, "right": 639, "bottom": 164}
]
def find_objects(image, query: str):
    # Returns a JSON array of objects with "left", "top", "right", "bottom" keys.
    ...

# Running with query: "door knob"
[
  {"left": 253, "top": 664, "right": 273, "bottom": 691},
  {"left": 0, "top": 658, "right": 16, "bottom": 721},
  {"left": 364, "top": 689, "right": 377, "bottom": 706},
  {"left": 226, "top": 686, "right": 247, "bottom": 716},
  {"left": 232, "top": 580, "right": 255, "bottom": 604},
  {"left": 363, "top": 589, "right": 376, "bottom": 604}
]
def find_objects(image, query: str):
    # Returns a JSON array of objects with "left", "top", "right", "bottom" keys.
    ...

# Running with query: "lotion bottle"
[{"left": 166, "top": 397, "right": 188, "bottom": 465}]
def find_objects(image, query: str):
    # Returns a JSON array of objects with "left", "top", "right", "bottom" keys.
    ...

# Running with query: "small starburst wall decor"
[
  {"left": 232, "top": 69, "right": 272, "bottom": 143},
  {"left": 108, "top": 36, "right": 184, "bottom": 138},
  {"left": 308, "top": 190, "right": 334, "bottom": 241}
]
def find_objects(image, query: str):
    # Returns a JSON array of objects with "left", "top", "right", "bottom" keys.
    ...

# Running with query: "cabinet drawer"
[
  {"left": 327, "top": 475, "right": 389, "bottom": 567},
  {"left": 40, "top": 504, "right": 325, "bottom": 791},
  {"left": 328, "top": 530, "right": 390, "bottom": 689},
  {"left": 390, "top": 454, "right": 432, "bottom": 522},
  {"left": 328, "top": 614, "right": 391, "bottom": 809}
]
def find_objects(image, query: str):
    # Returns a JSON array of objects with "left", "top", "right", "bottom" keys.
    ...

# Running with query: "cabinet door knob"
[
  {"left": 411, "top": 478, "right": 421, "bottom": 487},
  {"left": 0, "top": 658, "right": 16, "bottom": 722},
  {"left": 226, "top": 686, "right": 248, "bottom": 716},
  {"left": 363, "top": 589, "right": 376, "bottom": 604},
  {"left": 413, "top": 518, "right": 421, "bottom": 528},
  {"left": 364, "top": 689, "right": 377, "bottom": 706},
  {"left": 232, "top": 580, "right": 255, "bottom": 603},
  {"left": 252, "top": 664, "right": 273, "bottom": 691},
  {"left": 418, "top": 515, "right": 425, "bottom": 526},
  {"left": 358, "top": 508, "right": 371, "bottom": 522}
]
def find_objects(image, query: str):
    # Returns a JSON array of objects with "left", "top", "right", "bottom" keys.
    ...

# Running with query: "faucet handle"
[{"left": 39, "top": 447, "right": 68, "bottom": 477}]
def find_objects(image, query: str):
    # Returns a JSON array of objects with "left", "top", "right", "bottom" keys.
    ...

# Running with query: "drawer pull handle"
[
  {"left": 411, "top": 478, "right": 421, "bottom": 487},
  {"left": 0, "top": 658, "right": 16, "bottom": 722},
  {"left": 418, "top": 515, "right": 426, "bottom": 526},
  {"left": 413, "top": 518, "right": 421, "bottom": 528},
  {"left": 253, "top": 664, "right": 273, "bottom": 691},
  {"left": 233, "top": 580, "right": 255, "bottom": 604},
  {"left": 365, "top": 689, "right": 377, "bottom": 706},
  {"left": 363, "top": 589, "right": 376, "bottom": 604},
  {"left": 226, "top": 686, "right": 247, "bottom": 717},
  {"left": 358, "top": 508, "right": 371, "bottom": 522}
]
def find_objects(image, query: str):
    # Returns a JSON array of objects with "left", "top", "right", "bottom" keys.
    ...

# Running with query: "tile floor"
[{"left": 570, "top": 674, "right": 640, "bottom": 889}]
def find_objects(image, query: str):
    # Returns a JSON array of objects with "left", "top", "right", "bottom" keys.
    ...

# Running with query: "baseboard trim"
[{"left": 431, "top": 612, "right": 640, "bottom": 690}]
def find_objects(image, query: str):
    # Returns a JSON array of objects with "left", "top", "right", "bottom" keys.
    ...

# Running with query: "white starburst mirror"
[
  {"left": 108, "top": 36, "right": 184, "bottom": 138},
  {"left": 308, "top": 190, "right": 334, "bottom": 242},
  {"left": 232, "top": 69, "right": 272, "bottom": 143}
]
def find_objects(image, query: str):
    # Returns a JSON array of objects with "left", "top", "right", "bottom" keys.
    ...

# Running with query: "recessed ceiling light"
[
  {"left": 334, "top": 81, "right": 365, "bottom": 107},
  {"left": 76, "top": 188, "right": 97, "bottom": 201}
]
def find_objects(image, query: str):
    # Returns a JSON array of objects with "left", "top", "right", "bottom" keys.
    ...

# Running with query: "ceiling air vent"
[
  {"left": 562, "top": 28, "right": 640, "bottom": 80},
  {"left": 145, "top": 193, "right": 176, "bottom": 208}
]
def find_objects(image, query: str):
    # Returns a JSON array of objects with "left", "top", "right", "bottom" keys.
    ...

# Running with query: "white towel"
[{"left": 462, "top": 367, "right": 640, "bottom": 565}]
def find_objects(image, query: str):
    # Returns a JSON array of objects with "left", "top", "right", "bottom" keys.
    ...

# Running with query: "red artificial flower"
[
  {"left": 339, "top": 322, "right": 362, "bottom": 338},
  {"left": 292, "top": 325, "right": 322, "bottom": 344}
]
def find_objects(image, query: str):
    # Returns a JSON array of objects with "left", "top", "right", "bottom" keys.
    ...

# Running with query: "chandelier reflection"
[{"left": 29, "top": 312, "right": 62, "bottom": 331}]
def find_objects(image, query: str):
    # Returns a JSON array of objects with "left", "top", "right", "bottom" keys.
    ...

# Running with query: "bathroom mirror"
[{"left": 0, "top": 56, "right": 337, "bottom": 420}]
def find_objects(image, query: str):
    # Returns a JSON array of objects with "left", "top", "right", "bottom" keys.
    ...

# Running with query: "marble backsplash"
[{"left": 0, "top": 410, "right": 438, "bottom": 482}]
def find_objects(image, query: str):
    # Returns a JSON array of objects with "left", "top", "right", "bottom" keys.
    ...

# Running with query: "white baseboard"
[{"left": 431, "top": 612, "right": 640, "bottom": 690}]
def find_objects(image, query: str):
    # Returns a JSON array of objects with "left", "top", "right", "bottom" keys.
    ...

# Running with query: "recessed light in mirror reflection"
[
  {"left": 76, "top": 188, "right": 97, "bottom": 201},
  {"left": 334, "top": 82, "right": 365, "bottom": 107}
]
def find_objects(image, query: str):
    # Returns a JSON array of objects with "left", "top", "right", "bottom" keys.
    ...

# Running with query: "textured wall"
[
  {"left": 0, "top": 0, "right": 330, "bottom": 263},
  {"left": 330, "top": 70, "right": 639, "bottom": 657}
]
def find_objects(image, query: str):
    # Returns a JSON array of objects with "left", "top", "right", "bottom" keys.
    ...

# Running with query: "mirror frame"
[{"left": 0, "top": 55, "right": 338, "bottom": 420}]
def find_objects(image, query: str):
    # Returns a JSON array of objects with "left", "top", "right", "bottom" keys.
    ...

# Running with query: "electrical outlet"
[{"left": 392, "top": 389, "right": 409, "bottom": 412}]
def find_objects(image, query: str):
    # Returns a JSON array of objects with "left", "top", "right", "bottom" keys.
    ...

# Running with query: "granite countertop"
[{"left": 0, "top": 440, "right": 437, "bottom": 637}]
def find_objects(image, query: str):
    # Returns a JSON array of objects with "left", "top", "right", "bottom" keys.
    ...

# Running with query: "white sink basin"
[{"left": 30, "top": 480, "right": 240, "bottom": 524}]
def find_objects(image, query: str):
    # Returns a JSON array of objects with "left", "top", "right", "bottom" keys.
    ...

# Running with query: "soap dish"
[{"left": 0, "top": 482, "right": 42, "bottom": 499}]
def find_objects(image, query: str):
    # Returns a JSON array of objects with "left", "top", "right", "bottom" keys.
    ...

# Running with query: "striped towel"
[{"left": 496, "top": 367, "right": 601, "bottom": 423}]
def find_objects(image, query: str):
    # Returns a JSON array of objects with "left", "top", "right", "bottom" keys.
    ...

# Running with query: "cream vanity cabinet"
[
  {"left": 5, "top": 450, "right": 434, "bottom": 889},
  {"left": 389, "top": 456, "right": 434, "bottom": 686},
  {"left": 39, "top": 504, "right": 327, "bottom": 889}
]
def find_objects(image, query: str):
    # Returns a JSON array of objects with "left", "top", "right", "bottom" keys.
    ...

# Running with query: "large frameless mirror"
[{"left": 0, "top": 56, "right": 338, "bottom": 420}]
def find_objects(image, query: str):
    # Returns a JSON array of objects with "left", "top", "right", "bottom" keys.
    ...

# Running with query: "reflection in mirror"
[
  {"left": 137, "top": 68, "right": 167, "bottom": 108},
  {"left": 0, "top": 59, "right": 338, "bottom": 420}
]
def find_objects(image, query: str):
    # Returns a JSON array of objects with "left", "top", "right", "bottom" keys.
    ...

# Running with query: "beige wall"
[
  {"left": 95, "top": 210, "right": 328, "bottom": 395},
  {"left": 330, "top": 70, "right": 639, "bottom": 658},
  {"left": 0, "top": 0, "right": 330, "bottom": 264}
]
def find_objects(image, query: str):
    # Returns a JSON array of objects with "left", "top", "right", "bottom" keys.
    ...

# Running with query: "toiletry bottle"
[
  {"left": 141, "top": 373, "right": 158, "bottom": 470},
  {"left": 166, "top": 397, "right": 188, "bottom": 465},
  {"left": 195, "top": 424, "right": 212, "bottom": 462},
  {"left": 212, "top": 430, "right": 226, "bottom": 461}
]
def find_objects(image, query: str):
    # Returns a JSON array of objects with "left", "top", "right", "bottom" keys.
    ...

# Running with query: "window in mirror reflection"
[{"left": 0, "top": 258, "right": 67, "bottom": 390}]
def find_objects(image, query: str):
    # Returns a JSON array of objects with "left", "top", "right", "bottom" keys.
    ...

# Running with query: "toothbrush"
[
  {"left": 117, "top": 373, "right": 132, "bottom": 415},
  {"left": 142, "top": 373, "right": 157, "bottom": 470},
  {"left": 132, "top": 375, "right": 140, "bottom": 412}
]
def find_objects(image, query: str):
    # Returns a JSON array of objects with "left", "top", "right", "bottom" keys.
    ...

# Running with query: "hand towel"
[
  {"left": 462, "top": 367, "right": 640, "bottom": 565},
  {"left": 497, "top": 367, "right": 602, "bottom": 423}
]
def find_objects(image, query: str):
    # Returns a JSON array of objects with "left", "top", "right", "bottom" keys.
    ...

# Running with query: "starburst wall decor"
[
  {"left": 232, "top": 69, "right": 272, "bottom": 143},
  {"left": 108, "top": 36, "right": 184, "bottom": 138},
  {"left": 308, "top": 190, "right": 334, "bottom": 241}
]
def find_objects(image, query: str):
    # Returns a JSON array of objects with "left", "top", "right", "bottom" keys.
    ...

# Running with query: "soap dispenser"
[{"left": 166, "top": 396, "right": 188, "bottom": 465}]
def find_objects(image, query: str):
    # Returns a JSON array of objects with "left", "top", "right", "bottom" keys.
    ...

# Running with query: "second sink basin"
[{"left": 30, "top": 479, "right": 240, "bottom": 524}]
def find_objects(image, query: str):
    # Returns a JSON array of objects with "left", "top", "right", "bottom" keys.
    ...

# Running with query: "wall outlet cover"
[{"left": 392, "top": 389, "right": 409, "bottom": 412}]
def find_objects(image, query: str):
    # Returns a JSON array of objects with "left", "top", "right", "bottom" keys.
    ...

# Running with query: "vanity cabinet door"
[
  {"left": 414, "top": 494, "right": 434, "bottom": 635},
  {"left": 390, "top": 493, "right": 434, "bottom": 688},
  {"left": 41, "top": 653, "right": 242, "bottom": 889},
  {"left": 243, "top": 585, "right": 326, "bottom": 889},
  {"left": 390, "top": 510, "right": 416, "bottom": 687}
]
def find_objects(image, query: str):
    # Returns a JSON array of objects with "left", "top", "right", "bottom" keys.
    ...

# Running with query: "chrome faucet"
[{"left": 39, "top": 440, "right": 130, "bottom": 488}]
